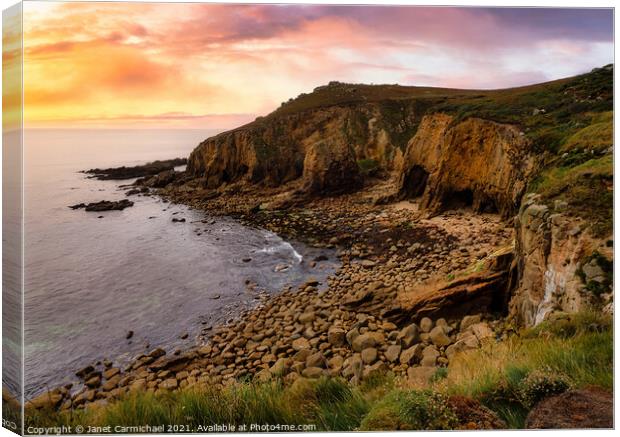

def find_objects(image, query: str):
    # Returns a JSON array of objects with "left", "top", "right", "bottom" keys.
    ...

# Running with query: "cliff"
[
  {"left": 187, "top": 95, "right": 430, "bottom": 194},
  {"left": 396, "top": 114, "right": 534, "bottom": 218},
  {"left": 175, "top": 66, "right": 613, "bottom": 327}
]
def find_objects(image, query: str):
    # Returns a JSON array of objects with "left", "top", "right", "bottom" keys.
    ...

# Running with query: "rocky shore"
[
  {"left": 84, "top": 158, "right": 187, "bottom": 180},
  {"left": 29, "top": 178, "right": 515, "bottom": 413},
  {"left": 24, "top": 66, "right": 613, "bottom": 429}
]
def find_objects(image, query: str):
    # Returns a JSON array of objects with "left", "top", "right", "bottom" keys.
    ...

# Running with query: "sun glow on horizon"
[{"left": 9, "top": 2, "right": 614, "bottom": 129}]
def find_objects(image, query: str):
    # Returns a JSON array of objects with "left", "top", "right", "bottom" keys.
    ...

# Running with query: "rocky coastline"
[
  {"left": 23, "top": 66, "right": 613, "bottom": 430},
  {"left": 29, "top": 177, "right": 515, "bottom": 415}
]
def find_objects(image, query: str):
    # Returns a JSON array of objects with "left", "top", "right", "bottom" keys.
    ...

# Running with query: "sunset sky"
[{"left": 13, "top": 2, "right": 615, "bottom": 128}]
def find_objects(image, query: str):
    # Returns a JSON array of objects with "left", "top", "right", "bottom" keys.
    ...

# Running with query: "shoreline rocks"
[
  {"left": 69, "top": 199, "right": 134, "bottom": 212},
  {"left": 84, "top": 158, "right": 187, "bottom": 180}
]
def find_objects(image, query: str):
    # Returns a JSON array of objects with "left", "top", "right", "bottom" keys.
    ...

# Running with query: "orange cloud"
[{"left": 20, "top": 2, "right": 613, "bottom": 129}]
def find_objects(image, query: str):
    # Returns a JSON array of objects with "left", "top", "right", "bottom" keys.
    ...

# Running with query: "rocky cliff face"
[
  {"left": 179, "top": 67, "right": 612, "bottom": 328},
  {"left": 397, "top": 114, "right": 536, "bottom": 218},
  {"left": 187, "top": 98, "right": 423, "bottom": 194},
  {"left": 508, "top": 194, "right": 613, "bottom": 326}
]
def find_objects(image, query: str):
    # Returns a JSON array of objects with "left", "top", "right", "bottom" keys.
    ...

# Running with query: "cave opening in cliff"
[
  {"left": 479, "top": 198, "right": 499, "bottom": 214},
  {"left": 402, "top": 165, "right": 429, "bottom": 198},
  {"left": 444, "top": 189, "right": 474, "bottom": 210}
]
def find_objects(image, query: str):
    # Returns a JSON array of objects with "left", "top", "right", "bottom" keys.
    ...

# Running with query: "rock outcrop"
[
  {"left": 186, "top": 96, "right": 424, "bottom": 194},
  {"left": 397, "top": 114, "right": 535, "bottom": 218},
  {"left": 508, "top": 194, "right": 613, "bottom": 326}
]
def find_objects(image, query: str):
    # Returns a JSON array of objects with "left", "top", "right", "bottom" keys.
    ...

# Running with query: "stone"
[
  {"left": 255, "top": 369, "right": 272, "bottom": 382},
  {"left": 328, "top": 355, "right": 344, "bottom": 371},
  {"left": 419, "top": 317, "right": 434, "bottom": 333},
  {"left": 361, "top": 348, "right": 378, "bottom": 364},
  {"left": 342, "top": 355, "right": 363, "bottom": 378},
  {"left": 363, "top": 361, "right": 388, "bottom": 380},
  {"left": 346, "top": 327, "right": 360, "bottom": 345},
  {"left": 384, "top": 345, "right": 402, "bottom": 362},
  {"left": 302, "top": 367, "right": 325, "bottom": 379},
  {"left": 429, "top": 326, "right": 451, "bottom": 347},
  {"left": 298, "top": 312, "right": 316, "bottom": 324},
  {"left": 160, "top": 378, "right": 178, "bottom": 390},
  {"left": 470, "top": 322, "right": 494, "bottom": 342},
  {"left": 292, "top": 337, "right": 311, "bottom": 351},
  {"left": 327, "top": 327, "right": 346, "bottom": 347},
  {"left": 400, "top": 344, "right": 424, "bottom": 365},
  {"left": 397, "top": 323, "right": 420, "bottom": 348},
  {"left": 84, "top": 390, "right": 96, "bottom": 403},
  {"left": 129, "top": 379, "right": 147, "bottom": 392},
  {"left": 293, "top": 349, "right": 312, "bottom": 362},
  {"left": 76, "top": 365, "right": 95, "bottom": 379},
  {"left": 101, "top": 375, "right": 121, "bottom": 392},
  {"left": 85, "top": 375, "right": 102, "bottom": 388},
  {"left": 306, "top": 352, "right": 327, "bottom": 369},
  {"left": 351, "top": 332, "right": 383, "bottom": 352},
  {"left": 27, "top": 390, "right": 63, "bottom": 410},
  {"left": 198, "top": 345, "right": 213, "bottom": 356},
  {"left": 460, "top": 315, "right": 481, "bottom": 331},
  {"left": 421, "top": 345, "right": 440, "bottom": 367},
  {"left": 435, "top": 318, "right": 449, "bottom": 329},
  {"left": 407, "top": 366, "right": 437, "bottom": 385},
  {"left": 582, "top": 262, "right": 605, "bottom": 282},
  {"left": 103, "top": 368, "right": 120, "bottom": 380},
  {"left": 446, "top": 335, "right": 480, "bottom": 360},
  {"left": 270, "top": 358, "right": 291, "bottom": 376}
]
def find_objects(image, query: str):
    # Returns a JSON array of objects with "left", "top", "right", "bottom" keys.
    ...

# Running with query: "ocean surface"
[{"left": 16, "top": 129, "right": 337, "bottom": 398}]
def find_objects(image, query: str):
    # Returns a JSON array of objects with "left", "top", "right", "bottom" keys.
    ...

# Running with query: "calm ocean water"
[{"left": 17, "top": 129, "right": 336, "bottom": 398}]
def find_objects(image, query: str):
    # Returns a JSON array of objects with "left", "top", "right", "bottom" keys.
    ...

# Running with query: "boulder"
[
  {"left": 400, "top": 344, "right": 424, "bottom": 365},
  {"left": 270, "top": 358, "right": 291, "bottom": 376},
  {"left": 342, "top": 355, "right": 363, "bottom": 378},
  {"left": 419, "top": 317, "right": 434, "bottom": 333},
  {"left": 361, "top": 348, "right": 378, "bottom": 364},
  {"left": 429, "top": 326, "right": 451, "bottom": 347},
  {"left": 445, "top": 335, "right": 480, "bottom": 360},
  {"left": 406, "top": 366, "right": 437, "bottom": 386},
  {"left": 420, "top": 345, "right": 440, "bottom": 367},
  {"left": 327, "top": 327, "right": 346, "bottom": 347},
  {"left": 306, "top": 352, "right": 327, "bottom": 369},
  {"left": 363, "top": 361, "right": 388, "bottom": 380},
  {"left": 103, "top": 368, "right": 121, "bottom": 380},
  {"left": 351, "top": 332, "right": 383, "bottom": 352},
  {"left": 525, "top": 388, "right": 612, "bottom": 429},
  {"left": 346, "top": 327, "right": 360, "bottom": 345},
  {"left": 298, "top": 312, "right": 316, "bottom": 324},
  {"left": 470, "top": 322, "right": 494, "bottom": 342},
  {"left": 397, "top": 323, "right": 420, "bottom": 348},
  {"left": 292, "top": 337, "right": 311, "bottom": 351},
  {"left": 460, "top": 315, "right": 481, "bottom": 331},
  {"left": 27, "top": 390, "right": 64, "bottom": 410},
  {"left": 101, "top": 375, "right": 121, "bottom": 392},
  {"left": 384, "top": 345, "right": 402, "bottom": 363},
  {"left": 302, "top": 367, "right": 325, "bottom": 379},
  {"left": 160, "top": 378, "right": 178, "bottom": 390}
]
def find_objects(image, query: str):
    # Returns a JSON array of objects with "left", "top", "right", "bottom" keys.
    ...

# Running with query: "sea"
[{"left": 3, "top": 129, "right": 338, "bottom": 398}]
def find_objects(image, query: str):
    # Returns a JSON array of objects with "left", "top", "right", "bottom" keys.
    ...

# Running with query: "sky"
[{"left": 10, "top": 2, "right": 615, "bottom": 129}]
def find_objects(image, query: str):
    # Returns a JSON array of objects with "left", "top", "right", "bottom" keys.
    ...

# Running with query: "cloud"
[{"left": 21, "top": 2, "right": 613, "bottom": 128}]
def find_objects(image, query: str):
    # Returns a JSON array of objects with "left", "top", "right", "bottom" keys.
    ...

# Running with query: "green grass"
[
  {"left": 359, "top": 390, "right": 458, "bottom": 430},
  {"left": 357, "top": 158, "right": 379, "bottom": 176},
  {"left": 561, "top": 111, "right": 613, "bottom": 153},
  {"left": 528, "top": 155, "right": 612, "bottom": 236},
  {"left": 444, "top": 311, "right": 613, "bottom": 428},
  {"left": 25, "top": 312, "right": 612, "bottom": 432}
]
